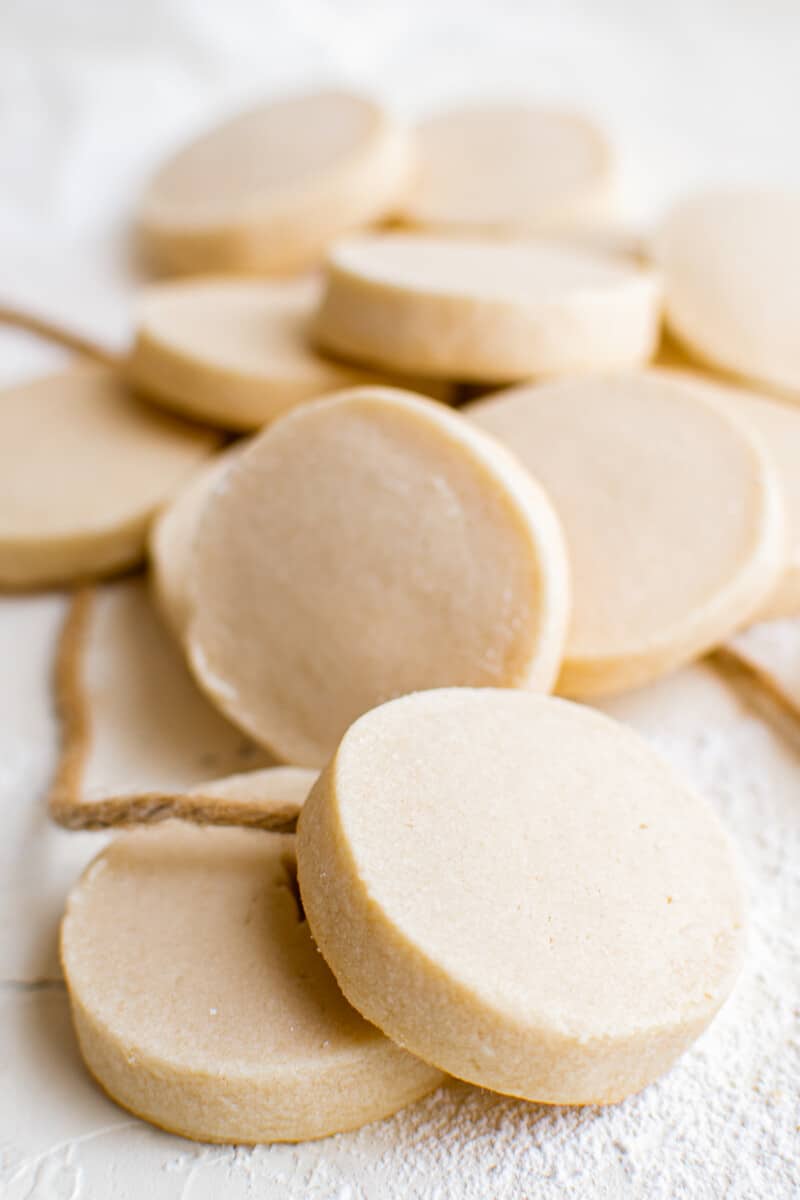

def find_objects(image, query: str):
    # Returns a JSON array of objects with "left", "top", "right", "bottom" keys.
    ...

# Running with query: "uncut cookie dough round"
[
  {"left": 399, "top": 104, "right": 614, "bottom": 235},
  {"left": 469, "top": 371, "right": 784, "bottom": 696},
  {"left": 128, "top": 276, "right": 449, "bottom": 430},
  {"left": 61, "top": 825, "right": 441, "bottom": 1143},
  {"left": 0, "top": 367, "right": 219, "bottom": 589},
  {"left": 314, "top": 234, "right": 661, "bottom": 382},
  {"left": 654, "top": 189, "right": 800, "bottom": 399},
  {"left": 139, "top": 91, "right": 412, "bottom": 276},
  {"left": 296, "top": 688, "right": 745, "bottom": 1105},
  {"left": 187, "top": 387, "right": 570, "bottom": 766}
]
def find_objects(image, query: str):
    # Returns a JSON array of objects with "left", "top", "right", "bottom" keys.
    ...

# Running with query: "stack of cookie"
[{"left": 5, "top": 88, "right": 800, "bottom": 1144}]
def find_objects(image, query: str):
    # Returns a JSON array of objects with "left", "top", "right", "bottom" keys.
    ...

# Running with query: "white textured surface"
[
  {"left": 2, "top": 0, "right": 800, "bottom": 351},
  {"left": 1, "top": 2, "right": 799, "bottom": 1195},
  {"left": 78, "top": 579, "right": 271, "bottom": 799},
  {"left": 1, "top": 663, "right": 799, "bottom": 1197},
  {"left": 0, "top": 591, "right": 112, "bottom": 981}
]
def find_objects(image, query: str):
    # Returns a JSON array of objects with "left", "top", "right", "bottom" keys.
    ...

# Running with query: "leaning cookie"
[
  {"left": 297, "top": 688, "right": 745, "bottom": 1105},
  {"left": 47, "top": 577, "right": 316, "bottom": 831},
  {"left": 716, "top": 617, "right": 800, "bottom": 748},
  {"left": 654, "top": 188, "right": 800, "bottom": 401},
  {"left": 61, "top": 825, "right": 443, "bottom": 1143},
  {"left": 468, "top": 370, "right": 785, "bottom": 696},
  {"left": 150, "top": 446, "right": 243, "bottom": 639},
  {"left": 652, "top": 366, "right": 800, "bottom": 623},
  {"left": 184, "top": 386, "right": 571, "bottom": 766}
]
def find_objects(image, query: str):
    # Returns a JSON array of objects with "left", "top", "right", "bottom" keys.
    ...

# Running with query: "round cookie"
[
  {"left": 296, "top": 688, "right": 745, "bottom": 1105},
  {"left": 469, "top": 371, "right": 785, "bottom": 696},
  {"left": 654, "top": 189, "right": 800, "bottom": 399},
  {"left": 61, "top": 824, "right": 442, "bottom": 1143},
  {"left": 186, "top": 386, "right": 570, "bottom": 766},
  {"left": 139, "top": 91, "right": 412, "bottom": 275},
  {"left": 128, "top": 276, "right": 449, "bottom": 430},
  {"left": 314, "top": 233, "right": 661, "bottom": 382},
  {"left": 150, "top": 446, "right": 242, "bottom": 638},
  {"left": 663, "top": 370, "right": 800, "bottom": 622},
  {"left": 0, "top": 366, "right": 219, "bottom": 589},
  {"left": 399, "top": 103, "right": 614, "bottom": 235}
]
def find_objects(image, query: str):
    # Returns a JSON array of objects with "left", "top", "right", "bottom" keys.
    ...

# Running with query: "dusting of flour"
[
  {"left": 207, "top": 667, "right": 797, "bottom": 1200},
  {"left": 6, "top": 665, "right": 794, "bottom": 1200}
]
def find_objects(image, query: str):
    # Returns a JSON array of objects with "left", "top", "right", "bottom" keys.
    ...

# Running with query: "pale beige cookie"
[
  {"left": 187, "top": 387, "right": 570, "bottom": 766},
  {"left": 314, "top": 233, "right": 661, "bottom": 382},
  {"left": 661, "top": 371, "right": 800, "bottom": 621},
  {"left": 150, "top": 446, "right": 242, "bottom": 639},
  {"left": 0, "top": 367, "right": 219, "bottom": 589},
  {"left": 128, "top": 275, "right": 450, "bottom": 431},
  {"left": 297, "top": 688, "right": 745, "bottom": 1105},
  {"left": 139, "top": 91, "right": 412, "bottom": 276},
  {"left": 50, "top": 578, "right": 285, "bottom": 829},
  {"left": 654, "top": 189, "right": 800, "bottom": 399},
  {"left": 722, "top": 618, "right": 800, "bottom": 723},
  {"left": 61, "top": 825, "right": 442, "bottom": 1143},
  {"left": 650, "top": 344, "right": 800, "bottom": 620},
  {"left": 469, "top": 371, "right": 785, "bottom": 696},
  {"left": 399, "top": 103, "right": 614, "bottom": 235}
]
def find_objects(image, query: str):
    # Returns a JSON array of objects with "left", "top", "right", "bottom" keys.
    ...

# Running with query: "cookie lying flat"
[
  {"left": 128, "top": 276, "right": 450, "bottom": 431},
  {"left": 50, "top": 578, "right": 282, "bottom": 829},
  {"left": 0, "top": 367, "right": 218, "bottom": 588},
  {"left": 150, "top": 447, "right": 241, "bottom": 639},
  {"left": 187, "top": 387, "right": 570, "bottom": 766},
  {"left": 654, "top": 189, "right": 800, "bottom": 399},
  {"left": 314, "top": 233, "right": 661, "bottom": 382},
  {"left": 469, "top": 371, "right": 784, "bottom": 696},
  {"left": 297, "top": 688, "right": 745, "bottom": 1105},
  {"left": 139, "top": 91, "right": 412, "bottom": 275},
  {"left": 399, "top": 103, "right": 614, "bottom": 235},
  {"left": 61, "top": 825, "right": 442, "bottom": 1143}
]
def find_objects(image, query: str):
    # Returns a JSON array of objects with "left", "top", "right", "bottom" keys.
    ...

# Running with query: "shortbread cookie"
[
  {"left": 150, "top": 447, "right": 241, "bottom": 638},
  {"left": 297, "top": 688, "right": 745, "bottom": 1105},
  {"left": 399, "top": 104, "right": 613, "bottom": 235},
  {"left": 470, "top": 371, "right": 784, "bottom": 696},
  {"left": 61, "top": 825, "right": 442, "bottom": 1143},
  {"left": 654, "top": 189, "right": 800, "bottom": 398},
  {"left": 670, "top": 373, "right": 800, "bottom": 621},
  {"left": 0, "top": 367, "right": 219, "bottom": 588},
  {"left": 651, "top": 349, "right": 800, "bottom": 620},
  {"left": 128, "top": 276, "right": 449, "bottom": 430},
  {"left": 139, "top": 91, "right": 412, "bottom": 275},
  {"left": 723, "top": 618, "right": 800, "bottom": 722},
  {"left": 314, "top": 233, "right": 661, "bottom": 382},
  {"left": 51, "top": 579, "right": 277, "bottom": 828},
  {"left": 187, "top": 387, "right": 570, "bottom": 766}
]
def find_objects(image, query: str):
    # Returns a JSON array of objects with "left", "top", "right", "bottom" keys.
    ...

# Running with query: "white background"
[{"left": 1, "top": 0, "right": 800, "bottom": 347}]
